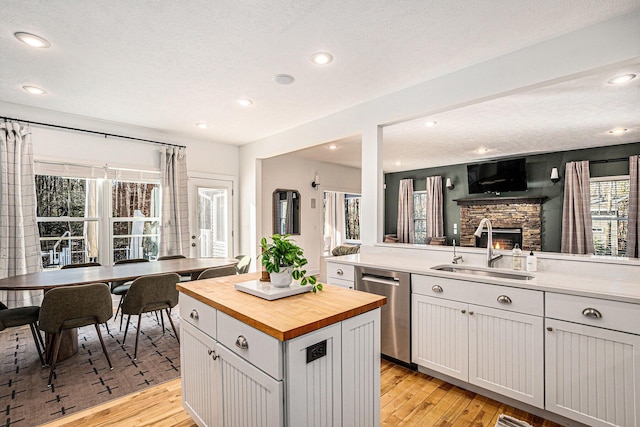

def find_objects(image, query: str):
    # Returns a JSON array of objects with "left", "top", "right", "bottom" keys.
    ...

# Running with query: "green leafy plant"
[{"left": 259, "top": 234, "right": 322, "bottom": 293}]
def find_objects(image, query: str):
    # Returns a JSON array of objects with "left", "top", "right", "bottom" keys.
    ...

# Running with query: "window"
[
  {"left": 414, "top": 191, "right": 427, "bottom": 244},
  {"left": 590, "top": 176, "right": 629, "bottom": 257},
  {"left": 344, "top": 194, "right": 361, "bottom": 241},
  {"left": 35, "top": 169, "right": 160, "bottom": 268}
]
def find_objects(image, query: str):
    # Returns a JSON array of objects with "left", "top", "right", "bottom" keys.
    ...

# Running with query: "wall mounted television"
[{"left": 467, "top": 158, "right": 528, "bottom": 194}]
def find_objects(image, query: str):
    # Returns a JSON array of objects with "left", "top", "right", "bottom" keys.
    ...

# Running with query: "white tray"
[{"left": 234, "top": 280, "right": 312, "bottom": 300}]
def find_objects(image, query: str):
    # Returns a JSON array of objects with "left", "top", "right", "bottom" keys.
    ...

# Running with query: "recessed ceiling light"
[
  {"left": 22, "top": 85, "right": 47, "bottom": 95},
  {"left": 14, "top": 32, "right": 50, "bottom": 48},
  {"left": 310, "top": 52, "right": 333, "bottom": 65},
  {"left": 236, "top": 98, "right": 254, "bottom": 107},
  {"left": 195, "top": 122, "right": 209, "bottom": 129},
  {"left": 328, "top": 144, "right": 337, "bottom": 150},
  {"left": 273, "top": 74, "right": 295, "bottom": 85},
  {"left": 425, "top": 121, "right": 437, "bottom": 127},
  {"left": 607, "top": 74, "right": 636, "bottom": 84},
  {"left": 476, "top": 147, "right": 490, "bottom": 154},
  {"left": 608, "top": 128, "right": 628, "bottom": 135},
  {"left": 395, "top": 161, "right": 403, "bottom": 166}
]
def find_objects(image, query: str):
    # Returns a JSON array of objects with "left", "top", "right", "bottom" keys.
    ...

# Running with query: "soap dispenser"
[
  {"left": 512, "top": 243, "right": 523, "bottom": 270},
  {"left": 526, "top": 249, "right": 537, "bottom": 272}
]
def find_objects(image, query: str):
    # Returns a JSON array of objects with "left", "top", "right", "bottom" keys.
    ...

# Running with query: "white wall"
[
  {"left": 261, "top": 155, "right": 361, "bottom": 274},
  {"left": 240, "top": 10, "right": 640, "bottom": 260}
]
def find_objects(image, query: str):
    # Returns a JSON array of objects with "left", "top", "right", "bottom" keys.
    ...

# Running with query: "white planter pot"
[{"left": 270, "top": 267, "right": 293, "bottom": 288}]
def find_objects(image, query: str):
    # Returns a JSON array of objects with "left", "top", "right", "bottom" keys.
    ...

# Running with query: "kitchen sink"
[{"left": 431, "top": 264, "right": 535, "bottom": 281}]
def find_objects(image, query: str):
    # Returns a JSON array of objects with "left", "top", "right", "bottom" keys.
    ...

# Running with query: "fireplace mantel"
[{"left": 454, "top": 196, "right": 548, "bottom": 206}]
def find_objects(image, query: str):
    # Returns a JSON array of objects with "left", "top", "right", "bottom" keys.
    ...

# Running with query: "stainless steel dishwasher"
[{"left": 355, "top": 266, "right": 411, "bottom": 365}]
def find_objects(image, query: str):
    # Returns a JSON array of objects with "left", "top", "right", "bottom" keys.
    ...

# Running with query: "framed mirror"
[{"left": 273, "top": 189, "right": 300, "bottom": 235}]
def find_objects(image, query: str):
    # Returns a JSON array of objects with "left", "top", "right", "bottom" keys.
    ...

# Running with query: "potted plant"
[{"left": 259, "top": 234, "right": 322, "bottom": 292}]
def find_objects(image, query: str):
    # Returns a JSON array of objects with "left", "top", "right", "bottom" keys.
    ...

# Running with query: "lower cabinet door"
[
  {"left": 412, "top": 294, "right": 469, "bottom": 381},
  {"left": 181, "top": 321, "right": 221, "bottom": 427},
  {"left": 216, "top": 342, "right": 284, "bottom": 427},
  {"left": 468, "top": 305, "right": 544, "bottom": 408},
  {"left": 545, "top": 319, "right": 640, "bottom": 427}
]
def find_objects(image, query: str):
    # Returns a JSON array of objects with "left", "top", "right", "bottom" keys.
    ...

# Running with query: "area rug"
[{"left": 0, "top": 310, "right": 181, "bottom": 426}]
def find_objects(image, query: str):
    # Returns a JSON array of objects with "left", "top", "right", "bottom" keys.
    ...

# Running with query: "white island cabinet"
[{"left": 178, "top": 273, "right": 385, "bottom": 427}]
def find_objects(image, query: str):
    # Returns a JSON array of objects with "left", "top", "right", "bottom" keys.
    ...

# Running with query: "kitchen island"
[{"left": 177, "top": 273, "right": 386, "bottom": 427}]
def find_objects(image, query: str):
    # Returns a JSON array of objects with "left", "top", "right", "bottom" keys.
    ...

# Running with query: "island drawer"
[
  {"left": 327, "top": 263, "right": 354, "bottom": 281},
  {"left": 180, "top": 293, "right": 217, "bottom": 339},
  {"left": 546, "top": 293, "right": 640, "bottom": 335},
  {"left": 217, "top": 311, "right": 283, "bottom": 380}
]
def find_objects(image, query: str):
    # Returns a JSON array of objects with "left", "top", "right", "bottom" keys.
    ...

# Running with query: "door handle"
[
  {"left": 235, "top": 335, "right": 249, "bottom": 350},
  {"left": 582, "top": 308, "right": 602, "bottom": 319},
  {"left": 361, "top": 275, "right": 400, "bottom": 286},
  {"left": 497, "top": 295, "right": 512, "bottom": 304}
]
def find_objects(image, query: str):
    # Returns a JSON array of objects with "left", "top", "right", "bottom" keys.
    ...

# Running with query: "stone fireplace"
[
  {"left": 475, "top": 228, "right": 523, "bottom": 250},
  {"left": 456, "top": 196, "right": 547, "bottom": 251}
]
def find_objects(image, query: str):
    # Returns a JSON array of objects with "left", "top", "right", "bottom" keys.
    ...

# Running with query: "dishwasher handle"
[{"left": 361, "top": 274, "right": 400, "bottom": 286}]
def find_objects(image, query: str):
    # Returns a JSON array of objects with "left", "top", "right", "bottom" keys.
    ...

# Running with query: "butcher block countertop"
[{"left": 177, "top": 272, "right": 386, "bottom": 341}]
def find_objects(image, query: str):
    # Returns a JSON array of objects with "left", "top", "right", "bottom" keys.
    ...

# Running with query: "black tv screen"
[{"left": 467, "top": 158, "right": 527, "bottom": 194}]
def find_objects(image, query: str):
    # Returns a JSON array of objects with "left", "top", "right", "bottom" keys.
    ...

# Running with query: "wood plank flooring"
[{"left": 42, "top": 359, "right": 562, "bottom": 427}]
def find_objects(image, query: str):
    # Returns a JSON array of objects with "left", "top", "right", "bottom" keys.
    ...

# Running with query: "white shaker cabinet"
[
  {"left": 325, "top": 261, "right": 355, "bottom": 289},
  {"left": 412, "top": 274, "right": 544, "bottom": 408},
  {"left": 545, "top": 293, "right": 640, "bottom": 427}
]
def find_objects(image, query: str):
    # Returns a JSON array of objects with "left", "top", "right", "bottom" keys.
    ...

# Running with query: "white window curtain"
[
  {"left": 397, "top": 179, "right": 415, "bottom": 243},
  {"left": 425, "top": 176, "right": 444, "bottom": 238},
  {"left": 83, "top": 179, "right": 99, "bottom": 260},
  {"left": 160, "top": 146, "right": 190, "bottom": 256},
  {"left": 628, "top": 155, "right": 639, "bottom": 258},
  {"left": 561, "top": 160, "right": 594, "bottom": 254},
  {"left": 323, "top": 191, "right": 345, "bottom": 251},
  {"left": 0, "top": 122, "right": 43, "bottom": 307}
]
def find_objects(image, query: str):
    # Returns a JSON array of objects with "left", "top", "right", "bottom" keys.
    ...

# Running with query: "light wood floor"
[{"left": 42, "top": 359, "right": 562, "bottom": 427}]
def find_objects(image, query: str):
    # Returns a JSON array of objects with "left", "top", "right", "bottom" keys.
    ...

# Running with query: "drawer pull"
[
  {"left": 582, "top": 308, "right": 602, "bottom": 319},
  {"left": 497, "top": 295, "right": 512, "bottom": 304},
  {"left": 190, "top": 309, "right": 199, "bottom": 320},
  {"left": 336, "top": 269, "right": 344, "bottom": 275},
  {"left": 235, "top": 335, "right": 249, "bottom": 350},
  {"left": 432, "top": 285, "right": 443, "bottom": 293}
]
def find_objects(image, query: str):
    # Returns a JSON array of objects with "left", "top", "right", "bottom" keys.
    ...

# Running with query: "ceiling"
[
  {"left": 1, "top": 1, "right": 639, "bottom": 149},
  {"left": 290, "top": 63, "right": 640, "bottom": 172}
]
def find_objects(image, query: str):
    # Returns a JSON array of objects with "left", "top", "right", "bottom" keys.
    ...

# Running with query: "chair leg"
[
  {"left": 118, "top": 295, "right": 126, "bottom": 331},
  {"left": 166, "top": 308, "right": 179, "bottom": 344},
  {"left": 94, "top": 324, "right": 113, "bottom": 370},
  {"left": 159, "top": 309, "right": 165, "bottom": 333},
  {"left": 48, "top": 332, "right": 63, "bottom": 387},
  {"left": 133, "top": 314, "right": 142, "bottom": 360},
  {"left": 123, "top": 314, "right": 131, "bottom": 345},
  {"left": 29, "top": 323, "right": 45, "bottom": 367}
]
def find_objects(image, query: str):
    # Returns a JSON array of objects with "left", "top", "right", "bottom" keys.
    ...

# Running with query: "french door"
[{"left": 190, "top": 178, "right": 233, "bottom": 258}]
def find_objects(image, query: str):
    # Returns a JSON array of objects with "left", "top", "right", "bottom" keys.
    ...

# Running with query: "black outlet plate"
[{"left": 306, "top": 340, "right": 327, "bottom": 363}]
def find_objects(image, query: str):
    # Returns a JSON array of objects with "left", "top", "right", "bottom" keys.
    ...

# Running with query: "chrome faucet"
[
  {"left": 474, "top": 218, "right": 503, "bottom": 267},
  {"left": 452, "top": 239, "right": 463, "bottom": 264}
]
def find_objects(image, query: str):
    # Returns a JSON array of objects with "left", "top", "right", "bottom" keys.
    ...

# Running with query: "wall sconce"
[
  {"left": 311, "top": 173, "right": 320, "bottom": 190},
  {"left": 550, "top": 167, "right": 560, "bottom": 184},
  {"left": 445, "top": 177, "right": 455, "bottom": 190}
]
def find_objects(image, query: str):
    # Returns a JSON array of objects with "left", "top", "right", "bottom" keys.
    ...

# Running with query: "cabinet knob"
[
  {"left": 432, "top": 285, "right": 443, "bottom": 293},
  {"left": 497, "top": 295, "right": 512, "bottom": 304},
  {"left": 208, "top": 349, "right": 218, "bottom": 360},
  {"left": 469, "top": 311, "right": 474, "bottom": 315},
  {"left": 235, "top": 335, "right": 249, "bottom": 350},
  {"left": 582, "top": 308, "right": 602, "bottom": 319},
  {"left": 336, "top": 269, "right": 343, "bottom": 275},
  {"left": 547, "top": 327, "right": 553, "bottom": 332},
  {"left": 461, "top": 309, "right": 466, "bottom": 314},
  {"left": 190, "top": 309, "right": 199, "bottom": 320}
]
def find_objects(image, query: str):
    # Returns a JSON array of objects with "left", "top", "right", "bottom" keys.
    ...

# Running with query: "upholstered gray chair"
[
  {"left": 0, "top": 301, "right": 45, "bottom": 366},
  {"left": 61, "top": 262, "right": 101, "bottom": 269},
  {"left": 234, "top": 255, "right": 251, "bottom": 274},
  {"left": 111, "top": 258, "right": 149, "bottom": 329},
  {"left": 196, "top": 265, "right": 237, "bottom": 280},
  {"left": 38, "top": 283, "right": 113, "bottom": 386},
  {"left": 121, "top": 272, "right": 180, "bottom": 360},
  {"left": 157, "top": 254, "right": 191, "bottom": 281}
]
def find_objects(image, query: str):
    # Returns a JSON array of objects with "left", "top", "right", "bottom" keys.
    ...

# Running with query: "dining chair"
[
  {"left": 157, "top": 254, "right": 191, "bottom": 281},
  {"left": 111, "top": 258, "right": 149, "bottom": 329},
  {"left": 38, "top": 283, "right": 113, "bottom": 387},
  {"left": 196, "top": 265, "right": 237, "bottom": 280},
  {"left": 61, "top": 262, "right": 102, "bottom": 269},
  {"left": 121, "top": 272, "right": 180, "bottom": 360},
  {"left": 234, "top": 255, "right": 251, "bottom": 274},
  {"left": 0, "top": 301, "right": 46, "bottom": 366}
]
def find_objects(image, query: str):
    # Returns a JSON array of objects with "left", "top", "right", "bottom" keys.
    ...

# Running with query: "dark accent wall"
[{"left": 384, "top": 142, "right": 640, "bottom": 252}]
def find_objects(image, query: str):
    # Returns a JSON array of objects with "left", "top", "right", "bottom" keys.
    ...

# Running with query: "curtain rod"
[
  {"left": 590, "top": 157, "right": 630, "bottom": 164},
  {"left": 1, "top": 116, "right": 186, "bottom": 149}
]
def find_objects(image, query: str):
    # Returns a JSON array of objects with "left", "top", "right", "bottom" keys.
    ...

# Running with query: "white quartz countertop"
[{"left": 327, "top": 253, "right": 640, "bottom": 304}]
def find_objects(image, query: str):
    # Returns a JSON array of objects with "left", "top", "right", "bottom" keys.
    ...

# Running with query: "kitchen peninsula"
[{"left": 177, "top": 273, "right": 386, "bottom": 427}]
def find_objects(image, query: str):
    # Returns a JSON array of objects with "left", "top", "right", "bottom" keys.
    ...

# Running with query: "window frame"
[
  {"left": 413, "top": 190, "right": 427, "bottom": 244},
  {"left": 590, "top": 174, "right": 629, "bottom": 257}
]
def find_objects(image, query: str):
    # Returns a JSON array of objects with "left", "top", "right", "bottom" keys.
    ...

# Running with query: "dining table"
[{"left": 0, "top": 257, "right": 239, "bottom": 361}]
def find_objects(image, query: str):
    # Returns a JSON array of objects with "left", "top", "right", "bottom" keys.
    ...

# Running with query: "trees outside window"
[{"left": 590, "top": 176, "right": 629, "bottom": 257}]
